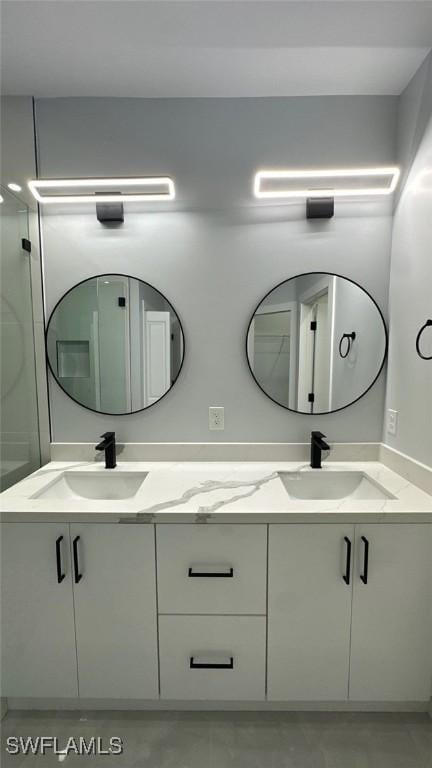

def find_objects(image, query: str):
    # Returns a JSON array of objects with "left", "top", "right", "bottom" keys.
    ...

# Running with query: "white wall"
[
  {"left": 34, "top": 96, "right": 396, "bottom": 443},
  {"left": 384, "top": 54, "right": 432, "bottom": 468}
]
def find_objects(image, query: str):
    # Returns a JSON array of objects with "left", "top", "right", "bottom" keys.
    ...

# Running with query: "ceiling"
[{"left": 1, "top": 1, "right": 432, "bottom": 98}]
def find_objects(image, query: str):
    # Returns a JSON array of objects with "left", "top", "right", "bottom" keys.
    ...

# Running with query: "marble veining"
[
  {"left": 136, "top": 473, "right": 279, "bottom": 517},
  {"left": 1, "top": 460, "right": 431, "bottom": 523}
]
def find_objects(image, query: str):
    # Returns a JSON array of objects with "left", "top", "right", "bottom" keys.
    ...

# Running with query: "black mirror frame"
[
  {"left": 45, "top": 273, "right": 185, "bottom": 416},
  {"left": 245, "top": 271, "right": 388, "bottom": 416}
]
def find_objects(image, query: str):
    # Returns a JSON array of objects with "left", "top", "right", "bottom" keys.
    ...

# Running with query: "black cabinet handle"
[
  {"left": 360, "top": 536, "right": 369, "bottom": 584},
  {"left": 190, "top": 657, "right": 234, "bottom": 669},
  {"left": 343, "top": 536, "right": 352, "bottom": 585},
  {"left": 72, "top": 536, "right": 82, "bottom": 583},
  {"left": 55, "top": 536, "right": 66, "bottom": 583},
  {"left": 188, "top": 567, "right": 234, "bottom": 578}
]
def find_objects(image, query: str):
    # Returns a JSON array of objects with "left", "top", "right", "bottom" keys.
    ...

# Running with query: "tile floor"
[{"left": 1, "top": 711, "right": 431, "bottom": 767}]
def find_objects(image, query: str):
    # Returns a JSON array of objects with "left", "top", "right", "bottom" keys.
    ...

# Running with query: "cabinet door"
[
  {"left": 1, "top": 523, "right": 78, "bottom": 697},
  {"left": 71, "top": 524, "right": 158, "bottom": 699},
  {"left": 350, "top": 524, "right": 432, "bottom": 702},
  {"left": 268, "top": 524, "right": 354, "bottom": 701}
]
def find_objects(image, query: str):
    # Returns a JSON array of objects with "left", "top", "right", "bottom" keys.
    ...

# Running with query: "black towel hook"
[
  {"left": 339, "top": 332, "right": 356, "bottom": 359},
  {"left": 415, "top": 319, "right": 432, "bottom": 360}
]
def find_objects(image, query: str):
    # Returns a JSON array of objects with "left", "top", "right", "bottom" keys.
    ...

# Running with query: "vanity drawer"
[
  {"left": 159, "top": 615, "right": 266, "bottom": 700},
  {"left": 156, "top": 524, "right": 267, "bottom": 614}
]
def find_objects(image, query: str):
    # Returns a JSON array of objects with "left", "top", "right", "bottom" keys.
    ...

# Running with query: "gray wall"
[
  {"left": 384, "top": 54, "right": 432, "bottom": 467},
  {"left": 1, "top": 97, "right": 37, "bottom": 209},
  {"left": 34, "top": 96, "right": 396, "bottom": 443}
]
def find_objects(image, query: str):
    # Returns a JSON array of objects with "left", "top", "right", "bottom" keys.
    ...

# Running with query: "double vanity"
[{"left": 1, "top": 456, "right": 431, "bottom": 710}]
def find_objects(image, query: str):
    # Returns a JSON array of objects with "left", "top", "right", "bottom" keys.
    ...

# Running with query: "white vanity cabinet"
[
  {"left": 267, "top": 524, "right": 354, "bottom": 700},
  {"left": 268, "top": 523, "right": 432, "bottom": 704},
  {"left": 156, "top": 524, "right": 267, "bottom": 700},
  {"left": 70, "top": 524, "right": 158, "bottom": 699},
  {"left": 349, "top": 524, "right": 432, "bottom": 702},
  {"left": 1, "top": 517, "right": 430, "bottom": 706},
  {"left": 1, "top": 523, "right": 78, "bottom": 698},
  {"left": 1, "top": 523, "right": 158, "bottom": 700}
]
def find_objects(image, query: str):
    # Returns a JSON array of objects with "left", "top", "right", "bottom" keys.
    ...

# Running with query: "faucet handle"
[{"left": 311, "top": 430, "right": 326, "bottom": 439}]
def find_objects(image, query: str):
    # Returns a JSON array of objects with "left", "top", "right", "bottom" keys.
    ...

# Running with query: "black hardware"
[
  {"left": 95, "top": 431, "right": 116, "bottom": 468},
  {"left": 96, "top": 197, "right": 124, "bottom": 223},
  {"left": 118, "top": 297, "right": 126, "bottom": 307},
  {"left": 310, "top": 431, "right": 330, "bottom": 469},
  {"left": 72, "top": 536, "right": 82, "bottom": 583},
  {"left": 308, "top": 393, "right": 315, "bottom": 403},
  {"left": 21, "top": 238, "right": 32, "bottom": 253},
  {"left": 310, "top": 320, "right": 317, "bottom": 331},
  {"left": 188, "top": 567, "right": 234, "bottom": 578},
  {"left": 360, "top": 536, "right": 369, "bottom": 585},
  {"left": 343, "top": 537, "right": 352, "bottom": 585},
  {"left": 55, "top": 535, "right": 66, "bottom": 584},
  {"left": 415, "top": 319, "right": 432, "bottom": 360},
  {"left": 306, "top": 197, "right": 334, "bottom": 219},
  {"left": 339, "top": 332, "right": 356, "bottom": 358},
  {"left": 190, "top": 657, "right": 234, "bottom": 670}
]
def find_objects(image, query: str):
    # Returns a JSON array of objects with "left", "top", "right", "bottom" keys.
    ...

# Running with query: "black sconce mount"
[
  {"left": 306, "top": 197, "right": 334, "bottom": 220},
  {"left": 96, "top": 192, "right": 124, "bottom": 224}
]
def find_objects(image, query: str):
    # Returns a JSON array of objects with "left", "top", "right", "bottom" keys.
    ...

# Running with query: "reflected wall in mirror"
[
  {"left": 46, "top": 274, "right": 184, "bottom": 414},
  {"left": 247, "top": 273, "right": 387, "bottom": 415}
]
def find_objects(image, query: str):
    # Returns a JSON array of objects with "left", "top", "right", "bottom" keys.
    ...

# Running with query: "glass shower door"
[{"left": 0, "top": 186, "right": 41, "bottom": 490}]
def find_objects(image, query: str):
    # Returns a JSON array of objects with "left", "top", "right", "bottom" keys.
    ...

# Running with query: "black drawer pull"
[
  {"left": 343, "top": 536, "right": 352, "bottom": 585},
  {"left": 188, "top": 567, "right": 234, "bottom": 578},
  {"left": 56, "top": 536, "right": 66, "bottom": 583},
  {"left": 72, "top": 536, "right": 83, "bottom": 583},
  {"left": 190, "top": 657, "right": 234, "bottom": 670},
  {"left": 360, "top": 536, "right": 369, "bottom": 585}
]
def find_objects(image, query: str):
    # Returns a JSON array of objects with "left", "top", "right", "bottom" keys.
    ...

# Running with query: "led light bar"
[
  {"left": 28, "top": 177, "right": 175, "bottom": 204},
  {"left": 254, "top": 167, "right": 400, "bottom": 199}
]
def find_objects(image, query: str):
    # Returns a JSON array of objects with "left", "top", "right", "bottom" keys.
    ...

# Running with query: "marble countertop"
[{"left": 1, "top": 460, "right": 432, "bottom": 523}]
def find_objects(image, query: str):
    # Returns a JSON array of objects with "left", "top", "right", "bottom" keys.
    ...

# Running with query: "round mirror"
[
  {"left": 246, "top": 273, "right": 387, "bottom": 415},
  {"left": 46, "top": 274, "right": 184, "bottom": 415}
]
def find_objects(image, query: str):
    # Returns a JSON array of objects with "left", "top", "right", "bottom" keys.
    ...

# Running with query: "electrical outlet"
[
  {"left": 387, "top": 409, "right": 398, "bottom": 436},
  {"left": 209, "top": 406, "right": 224, "bottom": 431}
]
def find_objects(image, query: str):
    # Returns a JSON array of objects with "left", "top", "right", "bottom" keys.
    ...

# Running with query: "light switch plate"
[
  {"left": 387, "top": 409, "right": 398, "bottom": 436},
  {"left": 209, "top": 406, "right": 225, "bottom": 431}
]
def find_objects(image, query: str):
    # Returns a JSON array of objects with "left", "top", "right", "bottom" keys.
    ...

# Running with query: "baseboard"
[
  {"left": 380, "top": 444, "right": 432, "bottom": 496},
  {"left": 50, "top": 442, "right": 380, "bottom": 463},
  {"left": 6, "top": 698, "right": 429, "bottom": 713},
  {"left": 0, "top": 697, "right": 8, "bottom": 719}
]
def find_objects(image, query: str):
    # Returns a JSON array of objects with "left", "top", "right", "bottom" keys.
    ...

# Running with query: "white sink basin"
[
  {"left": 32, "top": 471, "right": 148, "bottom": 501},
  {"left": 279, "top": 471, "right": 395, "bottom": 501}
]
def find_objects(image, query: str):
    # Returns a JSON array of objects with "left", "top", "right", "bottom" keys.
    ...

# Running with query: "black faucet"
[
  {"left": 96, "top": 432, "right": 117, "bottom": 469},
  {"left": 310, "top": 431, "right": 330, "bottom": 469}
]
